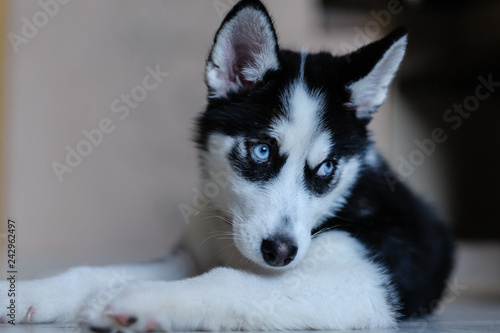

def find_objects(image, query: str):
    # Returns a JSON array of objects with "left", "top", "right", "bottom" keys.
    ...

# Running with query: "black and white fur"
[{"left": 0, "top": 1, "right": 453, "bottom": 331}]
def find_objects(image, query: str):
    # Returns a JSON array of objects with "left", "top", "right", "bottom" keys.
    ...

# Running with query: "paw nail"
[
  {"left": 127, "top": 316, "right": 137, "bottom": 325},
  {"left": 146, "top": 321, "right": 159, "bottom": 332},
  {"left": 25, "top": 306, "right": 35, "bottom": 322},
  {"left": 115, "top": 314, "right": 137, "bottom": 327},
  {"left": 103, "top": 306, "right": 114, "bottom": 316}
]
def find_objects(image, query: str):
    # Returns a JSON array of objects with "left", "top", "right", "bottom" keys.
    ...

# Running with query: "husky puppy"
[{"left": 0, "top": 0, "right": 453, "bottom": 331}]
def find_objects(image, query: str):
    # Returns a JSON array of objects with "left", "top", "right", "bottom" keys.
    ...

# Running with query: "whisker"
[
  {"left": 211, "top": 241, "right": 238, "bottom": 258},
  {"left": 312, "top": 224, "right": 340, "bottom": 238}
]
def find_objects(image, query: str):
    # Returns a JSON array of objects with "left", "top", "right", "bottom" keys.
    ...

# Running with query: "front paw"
[
  {"left": 0, "top": 280, "right": 59, "bottom": 324},
  {"left": 87, "top": 282, "right": 168, "bottom": 332}
]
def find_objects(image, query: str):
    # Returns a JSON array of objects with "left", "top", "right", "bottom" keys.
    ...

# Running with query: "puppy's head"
[{"left": 196, "top": 0, "right": 407, "bottom": 269}]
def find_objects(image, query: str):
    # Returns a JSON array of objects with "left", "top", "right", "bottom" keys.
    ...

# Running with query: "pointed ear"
[
  {"left": 345, "top": 28, "right": 407, "bottom": 119},
  {"left": 205, "top": 0, "right": 279, "bottom": 98}
]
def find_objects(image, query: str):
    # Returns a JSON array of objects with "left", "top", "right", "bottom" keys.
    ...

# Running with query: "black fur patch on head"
[
  {"left": 196, "top": 49, "right": 372, "bottom": 188},
  {"left": 196, "top": 51, "right": 301, "bottom": 151},
  {"left": 197, "top": 48, "right": 373, "bottom": 151}
]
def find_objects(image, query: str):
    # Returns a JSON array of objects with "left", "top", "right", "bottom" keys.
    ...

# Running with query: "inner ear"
[
  {"left": 206, "top": 1, "right": 279, "bottom": 98},
  {"left": 345, "top": 28, "right": 407, "bottom": 120}
]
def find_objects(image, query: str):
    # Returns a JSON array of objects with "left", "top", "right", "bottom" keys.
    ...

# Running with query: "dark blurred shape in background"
[{"left": 320, "top": 0, "right": 500, "bottom": 239}]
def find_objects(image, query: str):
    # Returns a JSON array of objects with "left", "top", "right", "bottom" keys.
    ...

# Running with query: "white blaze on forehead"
[
  {"left": 308, "top": 131, "right": 333, "bottom": 167},
  {"left": 272, "top": 81, "right": 332, "bottom": 167}
]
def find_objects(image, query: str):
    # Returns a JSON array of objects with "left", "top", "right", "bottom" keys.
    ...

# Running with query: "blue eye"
[
  {"left": 251, "top": 143, "right": 270, "bottom": 162},
  {"left": 317, "top": 160, "right": 335, "bottom": 177}
]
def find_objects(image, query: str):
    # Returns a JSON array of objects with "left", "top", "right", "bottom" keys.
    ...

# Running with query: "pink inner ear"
[
  {"left": 222, "top": 46, "right": 237, "bottom": 83},
  {"left": 216, "top": 39, "right": 256, "bottom": 93},
  {"left": 214, "top": 44, "right": 240, "bottom": 95},
  {"left": 234, "top": 43, "right": 256, "bottom": 88},
  {"left": 207, "top": 6, "right": 279, "bottom": 97}
]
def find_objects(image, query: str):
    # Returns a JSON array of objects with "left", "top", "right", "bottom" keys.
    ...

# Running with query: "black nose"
[{"left": 261, "top": 236, "right": 298, "bottom": 267}]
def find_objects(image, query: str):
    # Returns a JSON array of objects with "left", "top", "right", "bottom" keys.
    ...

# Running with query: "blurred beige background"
[
  {"left": 3, "top": 0, "right": 410, "bottom": 279},
  {"left": 1, "top": 0, "right": 494, "bottom": 293}
]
